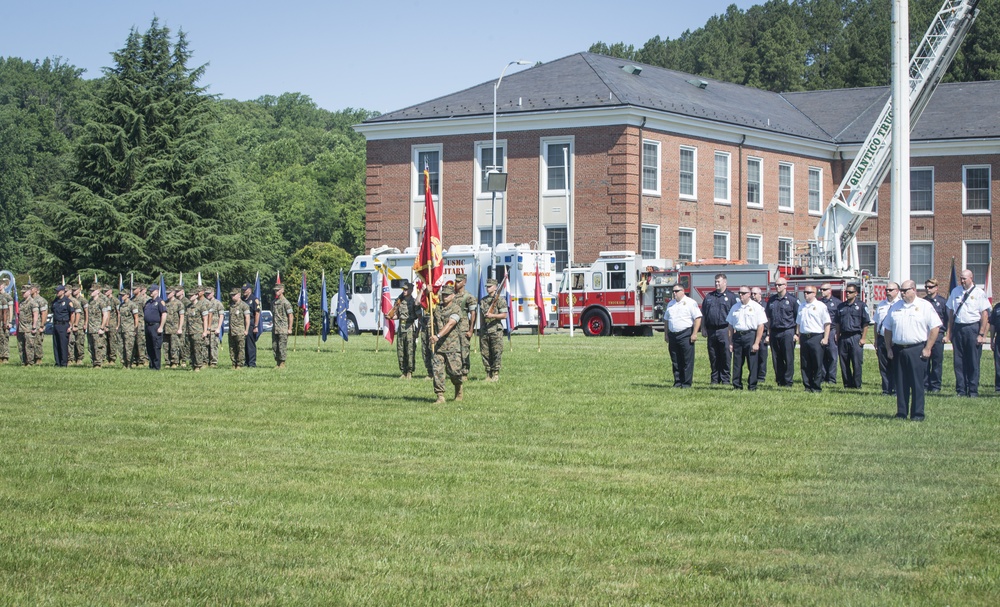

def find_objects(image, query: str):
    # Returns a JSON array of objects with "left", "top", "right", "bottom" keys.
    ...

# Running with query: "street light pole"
[{"left": 491, "top": 60, "right": 531, "bottom": 276}]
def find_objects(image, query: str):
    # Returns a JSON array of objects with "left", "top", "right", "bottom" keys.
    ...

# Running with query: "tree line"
[
  {"left": 590, "top": 0, "right": 1000, "bottom": 92},
  {"left": 1, "top": 18, "right": 373, "bottom": 291}
]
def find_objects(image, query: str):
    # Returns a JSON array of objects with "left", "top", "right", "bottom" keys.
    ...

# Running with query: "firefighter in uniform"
[
  {"left": 874, "top": 284, "right": 901, "bottom": 395},
  {"left": 835, "top": 283, "right": 870, "bottom": 389},
  {"left": 765, "top": 277, "right": 799, "bottom": 386},
  {"left": 429, "top": 285, "right": 464, "bottom": 403},
  {"left": 990, "top": 298, "right": 1000, "bottom": 394},
  {"left": 818, "top": 283, "right": 841, "bottom": 384},
  {"left": 50, "top": 285, "right": 77, "bottom": 367},
  {"left": 478, "top": 278, "right": 507, "bottom": 382},
  {"left": 664, "top": 284, "right": 702, "bottom": 388},
  {"left": 945, "top": 269, "right": 991, "bottom": 398},
  {"left": 885, "top": 280, "right": 941, "bottom": 421},
  {"left": 795, "top": 286, "right": 831, "bottom": 393},
  {"left": 242, "top": 283, "right": 260, "bottom": 368},
  {"left": 701, "top": 273, "right": 737, "bottom": 385},
  {"left": 726, "top": 286, "right": 767, "bottom": 391},
  {"left": 922, "top": 279, "right": 949, "bottom": 393},
  {"left": 750, "top": 287, "right": 769, "bottom": 385}
]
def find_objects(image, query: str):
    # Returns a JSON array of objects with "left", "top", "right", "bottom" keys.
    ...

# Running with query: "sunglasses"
[
  {"left": 672, "top": 289, "right": 683, "bottom": 293},
  {"left": 738, "top": 291, "right": 750, "bottom": 295},
  {"left": 805, "top": 290, "right": 816, "bottom": 294}
]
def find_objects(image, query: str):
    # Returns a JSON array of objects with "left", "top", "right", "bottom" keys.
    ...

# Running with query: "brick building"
[{"left": 355, "top": 53, "right": 998, "bottom": 296}]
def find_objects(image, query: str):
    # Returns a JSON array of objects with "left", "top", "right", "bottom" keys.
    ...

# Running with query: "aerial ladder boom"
[{"left": 809, "top": 0, "right": 979, "bottom": 275}]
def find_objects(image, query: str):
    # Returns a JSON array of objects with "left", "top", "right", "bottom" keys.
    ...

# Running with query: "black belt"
[
  {"left": 840, "top": 331, "right": 861, "bottom": 336},
  {"left": 735, "top": 329, "right": 755, "bottom": 335},
  {"left": 707, "top": 324, "right": 728, "bottom": 331},
  {"left": 54, "top": 321, "right": 70, "bottom": 325},
  {"left": 895, "top": 342, "right": 923, "bottom": 348},
  {"left": 955, "top": 322, "right": 978, "bottom": 327},
  {"left": 772, "top": 326, "right": 795, "bottom": 332},
  {"left": 145, "top": 321, "right": 160, "bottom": 325},
  {"left": 800, "top": 332, "right": 821, "bottom": 338}
]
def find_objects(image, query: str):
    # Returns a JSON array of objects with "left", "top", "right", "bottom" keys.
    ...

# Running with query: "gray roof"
[{"left": 365, "top": 52, "right": 1000, "bottom": 144}]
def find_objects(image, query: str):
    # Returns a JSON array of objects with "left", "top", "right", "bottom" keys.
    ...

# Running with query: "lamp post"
[{"left": 488, "top": 60, "right": 532, "bottom": 276}]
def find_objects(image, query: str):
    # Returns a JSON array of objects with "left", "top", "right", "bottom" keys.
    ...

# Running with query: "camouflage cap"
[
  {"left": 90, "top": 283, "right": 101, "bottom": 291},
  {"left": 132, "top": 284, "right": 145, "bottom": 291},
  {"left": 455, "top": 273, "right": 467, "bottom": 281},
  {"left": 230, "top": 287, "right": 242, "bottom": 296},
  {"left": 119, "top": 288, "right": 130, "bottom": 296},
  {"left": 486, "top": 278, "right": 498, "bottom": 286},
  {"left": 274, "top": 284, "right": 285, "bottom": 292},
  {"left": 23, "top": 283, "right": 34, "bottom": 291},
  {"left": 440, "top": 285, "right": 455, "bottom": 296}
]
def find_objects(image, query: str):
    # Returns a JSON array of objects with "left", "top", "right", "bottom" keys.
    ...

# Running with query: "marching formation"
[
  {"left": 0, "top": 276, "right": 295, "bottom": 372},
  {"left": 663, "top": 268, "right": 1000, "bottom": 421}
]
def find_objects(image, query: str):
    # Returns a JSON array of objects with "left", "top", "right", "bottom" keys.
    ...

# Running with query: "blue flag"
[
  {"left": 216, "top": 275, "right": 224, "bottom": 341},
  {"left": 949, "top": 258, "right": 958, "bottom": 294},
  {"left": 321, "top": 272, "right": 330, "bottom": 342},
  {"left": 159, "top": 274, "right": 167, "bottom": 302},
  {"left": 253, "top": 272, "right": 263, "bottom": 339},
  {"left": 337, "top": 269, "right": 349, "bottom": 341}
]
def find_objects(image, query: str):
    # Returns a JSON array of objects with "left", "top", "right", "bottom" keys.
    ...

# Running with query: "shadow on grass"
[
  {"left": 828, "top": 411, "right": 900, "bottom": 420},
  {"left": 353, "top": 392, "right": 437, "bottom": 404}
]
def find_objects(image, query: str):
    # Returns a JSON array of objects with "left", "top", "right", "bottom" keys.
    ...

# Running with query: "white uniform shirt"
[
  {"left": 796, "top": 300, "right": 831, "bottom": 334},
  {"left": 885, "top": 297, "right": 942, "bottom": 345},
  {"left": 664, "top": 296, "right": 703, "bottom": 332},
  {"left": 874, "top": 296, "right": 900, "bottom": 336},
  {"left": 726, "top": 300, "right": 767, "bottom": 332},
  {"left": 946, "top": 285, "right": 991, "bottom": 324}
]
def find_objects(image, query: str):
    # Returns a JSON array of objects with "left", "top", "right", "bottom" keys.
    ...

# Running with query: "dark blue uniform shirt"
[
  {"left": 51, "top": 296, "right": 73, "bottom": 323},
  {"left": 143, "top": 298, "right": 166, "bottom": 324},
  {"left": 821, "top": 296, "right": 842, "bottom": 326},
  {"left": 836, "top": 299, "right": 870, "bottom": 333},
  {"left": 701, "top": 290, "right": 737, "bottom": 330},
  {"left": 766, "top": 293, "right": 799, "bottom": 330},
  {"left": 925, "top": 294, "right": 948, "bottom": 328}
]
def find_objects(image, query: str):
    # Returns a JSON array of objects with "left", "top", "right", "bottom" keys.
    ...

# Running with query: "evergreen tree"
[{"left": 40, "top": 19, "right": 281, "bottom": 282}]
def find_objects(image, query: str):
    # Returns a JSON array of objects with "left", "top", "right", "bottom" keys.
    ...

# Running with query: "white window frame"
[
  {"left": 910, "top": 166, "right": 934, "bottom": 215},
  {"left": 962, "top": 165, "right": 991, "bottom": 214},
  {"left": 642, "top": 140, "right": 661, "bottom": 196},
  {"left": 679, "top": 146, "right": 697, "bottom": 200},
  {"left": 541, "top": 137, "right": 573, "bottom": 195},
  {"left": 778, "top": 237, "right": 793, "bottom": 266},
  {"left": 963, "top": 240, "right": 991, "bottom": 280},
  {"left": 641, "top": 223, "right": 660, "bottom": 260},
  {"left": 411, "top": 144, "right": 443, "bottom": 203},
  {"left": 746, "top": 234, "right": 762, "bottom": 264},
  {"left": 714, "top": 151, "right": 731, "bottom": 205},
  {"left": 807, "top": 167, "right": 822, "bottom": 216},
  {"left": 545, "top": 224, "right": 569, "bottom": 272},
  {"left": 857, "top": 242, "right": 878, "bottom": 276},
  {"left": 778, "top": 162, "right": 794, "bottom": 212},
  {"left": 910, "top": 241, "right": 934, "bottom": 286},
  {"left": 713, "top": 231, "right": 731, "bottom": 260},
  {"left": 475, "top": 140, "right": 507, "bottom": 199},
  {"left": 747, "top": 157, "right": 763, "bottom": 209},
  {"left": 678, "top": 227, "right": 696, "bottom": 263}
]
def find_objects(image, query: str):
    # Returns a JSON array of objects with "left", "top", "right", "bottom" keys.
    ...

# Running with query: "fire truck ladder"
[{"left": 807, "top": 0, "right": 980, "bottom": 275}]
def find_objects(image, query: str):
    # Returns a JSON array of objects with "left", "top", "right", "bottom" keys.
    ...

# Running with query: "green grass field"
[{"left": 2, "top": 333, "right": 998, "bottom": 606}]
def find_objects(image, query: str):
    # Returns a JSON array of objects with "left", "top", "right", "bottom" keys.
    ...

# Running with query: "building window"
[
  {"left": 546, "top": 226, "right": 568, "bottom": 272},
  {"left": 678, "top": 228, "right": 695, "bottom": 263},
  {"left": 480, "top": 228, "right": 504, "bottom": 248},
  {"left": 964, "top": 241, "right": 991, "bottom": 282},
  {"left": 747, "top": 157, "right": 762, "bottom": 207},
  {"left": 714, "top": 152, "right": 730, "bottom": 204},
  {"left": 857, "top": 242, "right": 878, "bottom": 276},
  {"left": 642, "top": 140, "right": 660, "bottom": 194},
  {"left": 911, "top": 167, "right": 934, "bottom": 213},
  {"left": 808, "top": 167, "right": 822, "bottom": 214},
  {"left": 963, "top": 166, "right": 991, "bottom": 213},
  {"left": 910, "top": 242, "right": 933, "bottom": 286},
  {"left": 477, "top": 143, "right": 506, "bottom": 195},
  {"left": 641, "top": 224, "right": 660, "bottom": 259},
  {"left": 778, "top": 238, "right": 793, "bottom": 266},
  {"left": 713, "top": 231, "right": 730, "bottom": 260},
  {"left": 679, "top": 146, "right": 696, "bottom": 199},
  {"left": 412, "top": 145, "right": 442, "bottom": 200},
  {"left": 778, "top": 162, "right": 793, "bottom": 211},
  {"left": 544, "top": 141, "right": 571, "bottom": 193},
  {"left": 746, "top": 234, "right": 762, "bottom": 264}
]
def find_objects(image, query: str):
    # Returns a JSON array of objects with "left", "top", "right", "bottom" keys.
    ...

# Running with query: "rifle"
[{"left": 481, "top": 275, "right": 510, "bottom": 334}]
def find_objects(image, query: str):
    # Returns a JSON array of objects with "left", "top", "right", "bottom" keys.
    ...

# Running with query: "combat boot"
[
  {"left": 454, "top": 384, "right": 464, "bottom": 401},
  {"left": 434, "top": 392, "right": 446, "bottom": 404}
]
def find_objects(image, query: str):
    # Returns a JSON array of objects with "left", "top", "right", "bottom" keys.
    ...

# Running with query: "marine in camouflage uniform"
[
  {"left": 185, "top": 287, "right": 208, "bottom": 371},
  {"left": 118, "top": 290, "right": 139, "bottom": 368},
  {"left": 177, "top": 287, "right": 190, "bottom": 366},
  {"left": 228, "top": 288, "right": 251, "bottom": 369},
  {"left": 0, "top": 279, "right": 11, "bottom": 363},
  {"left": 429, "top": 285, "right": 465, "bottom": 403},
  {"left": 271, "top": 284, "right": 294, "bottom": 368},
  {"left": 204, "top": 288, "right": 224, "bottom": 367},
  {"left": 163, "top": 287, "right": 185, "bottom": 368},
  {"left": 102, "top": 285, "right": 119, "bottom": 365},
  {"left": 131, "top": 284, "right": 149, "bottom": 365},
  {"left": 388, "top": 282, "right": 419, "bottom": 378},
  {"left": 69, "top": 285, "right": 87, "bottom": 364},
  {"left": 420, "top": 297, "right": 434, "bottom": 379},
  {"left": 17, "top": 283, "right": 39, "bottom": 365},
  {"left": 31, "top": 283, "right": 47, "bottom": 364},
  {"left": 478, "top": 278, "right": 508, "bottom": 381},
  {"left": 86, "top": 284, "right": 109, "bottom": 368},
  {"left": 453, "top": 274, "right": 478, "bottom": 379}
]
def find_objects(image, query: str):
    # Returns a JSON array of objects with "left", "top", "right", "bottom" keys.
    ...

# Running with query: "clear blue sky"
[{"left": 2, "top": 0, "right": 756, "bottom": 114}]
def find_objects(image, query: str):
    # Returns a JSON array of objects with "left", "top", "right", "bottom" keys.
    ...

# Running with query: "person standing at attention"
[
  {"left": 922, "top": 279, "right": 949, "bottom": 393},
  {"left": 726, "top": 286, "right": 767, "bottom": 391},
  {"left": 664, "top": 283, "right": 702, "bottom": 388},
  {"left": 795, "top": 286, "right": 831, "bottom": 393},
  {"left": 885, "top": 280, "right": 941, "bottom": 421},
  {"left": 835, "top": 283, "right": 870, "bottom": 389},
  {"left": 874, "top": 283, "right": 901, "bottom": 396},
  {"left": 945, "top": 269, "right": 991, "bottom": 398},
  {"left": 765, "top": 277, "right": 799, "bottom": 386},
  {"left": 701, "top": 273, "right": 737, "bottom": 385}
]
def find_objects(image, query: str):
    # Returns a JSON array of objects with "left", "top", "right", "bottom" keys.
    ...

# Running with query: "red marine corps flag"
[
  {"left": 412, "top": 165, "right": 443, "bottom": 309},
  {"left": 380, "top": 270, "right": 395, "bottom": 344}
]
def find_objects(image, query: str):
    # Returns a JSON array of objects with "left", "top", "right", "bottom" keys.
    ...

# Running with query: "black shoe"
[
  {"left": 911, "top": 416, "right": 925, "bottom": 421},
  {"left": 895, "top": 414, "right": 907, "bottom": 419}
]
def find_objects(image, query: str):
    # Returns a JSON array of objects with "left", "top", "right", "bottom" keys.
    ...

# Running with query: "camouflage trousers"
[
  {"left": 105, "top": 330, "right": 119, "bottom": 363},
  {"left": 88, "top": 333, "right": 106, "bottom": 367},
  {"left": 135, "top": 329, "right": 148, "bottom": 364},
  {"left": 229, "top": 334, "right": 246, "bottom": 368},
  {"left": 396, "top": 330, "right": 417, "bottom": 374},
  {"left": 272, "top": 333, "right": 288, "bottom": 364},
  {"left": 421, "top": 331, "right": 434, "bottom": 378},
  {"left": 0, "top": 329, "right": 9, "bottom": 361},
  {"left": 71, "top": 328, "right": 86, "bottom": 363},
  {"left": 34, "top": 331, "right": 44, "bottom": 363},
  {"left": 186, "top": 333, "right": 206, "bottom": 369},
  {"left": 479, "top": 330, "right": 505, "bottom": 376},
  {"left": 432, "top": 350, "right": 464, "bottom": 395},
  {"left": 460, "top": 333, "right": 471, "bottom": 376},
  {"left": 120, "top": 331, "right": 137, "bottom": 366},
  {"left": 180, "top": 333, "right": 189, "bottom": 365},
  {"left": 164, "top": 333, "right": 184, "bottom": 366},
  {"left": 18, "top": 332, "right": 37, "bottom": 365},
  {"left": 207, "top": 334, "right": 219, "bottom": 366}
]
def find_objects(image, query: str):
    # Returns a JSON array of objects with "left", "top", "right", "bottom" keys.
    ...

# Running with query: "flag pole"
[{"left": 375, "top": 271, "right": 381, "bottom": 353}]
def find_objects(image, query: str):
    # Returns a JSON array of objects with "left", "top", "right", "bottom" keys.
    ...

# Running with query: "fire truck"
[
  {"left": 557, "top": 252, "right": 884, "bottom": 337},
  {"left": 334, "top": 243, "right": 558, "bottom": 335}
]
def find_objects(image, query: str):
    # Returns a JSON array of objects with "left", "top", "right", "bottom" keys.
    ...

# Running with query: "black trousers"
[
  {"left": 925, "top": 335, "right": 945, "bottom": 391},
  {"left": 994, "top": 335, "right": 1000, "bottom": 393},
  {"left": 770, "top": 328, "right": 795, "bottom": 386},
  {"left": 822, "top": 331, "right": 839, "bottom": 383},
  {"left": 52, "top": 324, "right": 70, "bottom": 367},
  {"left": 952, "top": 322, "right": 982, "bottom": 396},
  {"left": 668, "top": 328, "right": 695, "bottom": 388},
  {"left": 756, "top": 338, "right": 769, "bottom": 383},
  {"left": 838, "top": 332, "right": 864, "bottom": 388},
  {"left": 731, "top": 330, "right": 759, "bottom": 390},
  {"left": 706, "top": 326, "right": 731, "bottom": 384},
  {"left": 245, "top": 330, "right": 258, "bottom": 367},
  {"left": 893, "top": 343, "right": 927, "bottom": 419},
  {"left": 145, "top": 324, "right": 163, "bottom": 370},
  {"left": 876, "top": 334, "right": 896, "bottom": 395},
  {"left": 800, "top": 333, "right": 824, "bottom": 392}
]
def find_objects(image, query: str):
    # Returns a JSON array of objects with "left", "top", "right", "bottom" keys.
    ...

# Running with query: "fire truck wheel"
[
  {"left": 345, "top": 313, "right": 359, "bottom": 336},
  {"left": 582, "top": 309, "right": 611, "bottom": 337}
]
